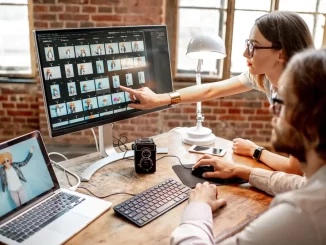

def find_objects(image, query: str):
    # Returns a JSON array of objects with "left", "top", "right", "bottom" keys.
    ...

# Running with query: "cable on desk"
[
  {"left": 156, "top": 155, "right": 193, "bottom": 169},
  {"left": 77, "top": 186, "right": 135, "bottom": 198},
  {"left": 48, "top": 152, "right": 81, "bottom": 191}
]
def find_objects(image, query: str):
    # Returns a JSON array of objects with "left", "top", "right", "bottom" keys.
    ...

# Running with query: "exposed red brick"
[
  {"left": 50, "top": 22, "right": 64, "bottom": 28},
  {"left": 251, "top": 123, "right": 263, "bottom": 129},
  {"left": 50, "top": 5, "right": 64, "bottom": 12},
  {"left": 59, "top": 14, "right": 89, "bottom": 21},
  {"left": 58, "top": 0, "right": 89, "bottom": 4},
  {"left": 2, "top": 103, "right": 15, "bottom": 109},
  {"left": 115, "top": 7, "right": 128, "bottom": 13},
  {"left": 256, "top": 109, "right": 270, "bottom": 115},
  {"left": 14, "top": 118, "right": 26, "bottom": 123},
  {"left": 33, "top": 0, "right": 55, "bottom": 3},
  {"left": 0, "top": 95, "right": 8, "bottom": 101},
  {"left": 8, "top": 111, "right": 33, "bottom": 117},
  {"left": 80, "top": 22, "right": 95, "bottom": 28},
  {"left": 219, "top": 115, "right": 246, "bottom": 121},
  {"left": 183, "top": 108, "right": 196, "bottom": 114},
  {"left": 33, "top": 5, "right": 48, "bottom": 12},
  {"left": 98, "top": 6, "right": 113, "bottom": 13},
  {"left": 66, "top": 22, "right": 79, "bottom": 28},
  {"left": 65, "top": 5, "right": 80, "bottom": 12},
  {"left": 91, "top": 0, "right": 118, "bottom": 4},
  {"left": 213, "top": 109, "right": 226, "bottom": 114},
  {"left": 34, "top": 21, "right": 49, "bottom": 28},
  {"left": 228, "top": 109, "right": 241, "bottom": 114},
  {"left": 16, "top": 103, "right": 29, "bottom": 109},
  {"left": 243, "top": 109, "right": 254, "bottom": 114},
  {"left": 34, "top": 14, "right": 57, "bottom": 21},
  {"left": 92, "top": 15, "right": 122, "bottom": 22},
  {"left": 220, "top": 101, "right": 233, "bottom": 107}
]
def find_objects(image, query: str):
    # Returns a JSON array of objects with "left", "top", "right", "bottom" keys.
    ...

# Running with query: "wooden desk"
[{"left": 55, "top": 131, "right": 273, "bottom": 245}]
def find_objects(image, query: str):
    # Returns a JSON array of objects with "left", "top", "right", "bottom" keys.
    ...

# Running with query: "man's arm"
[
  {"left": 12, "top": 147, "right": 34, "bottom": 168},
  {"left": 194, "top": 155, "right": 306, "bottom": 196}
]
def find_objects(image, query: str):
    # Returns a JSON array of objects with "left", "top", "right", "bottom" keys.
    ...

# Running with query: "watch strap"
[{"left": 253, "top": 146, "right": 264, "bottom": 161}]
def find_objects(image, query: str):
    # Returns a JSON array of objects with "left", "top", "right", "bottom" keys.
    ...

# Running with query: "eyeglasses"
[
  {"left": 245, "top": 39, "right": 281, "bottom": 58},
  {"left": 272, "top": 97, "right": 284, "bottom": 116}
]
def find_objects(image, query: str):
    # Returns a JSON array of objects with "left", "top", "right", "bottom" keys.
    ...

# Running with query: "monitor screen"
[{"left": 33, "top": 25, "right": 173, "bottom": 137}]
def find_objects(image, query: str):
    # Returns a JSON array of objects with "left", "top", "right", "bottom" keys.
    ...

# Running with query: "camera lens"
[
  {"left": 141, "top": 148, "right": 151, "bottom": 158},
  {"left": 140, "top": 158, "right": 153, "bottom": 170}
]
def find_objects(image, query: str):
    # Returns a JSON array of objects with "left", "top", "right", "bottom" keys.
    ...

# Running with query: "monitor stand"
[{"left": 80, "top": 124, "right": 168, "bottom": 182}]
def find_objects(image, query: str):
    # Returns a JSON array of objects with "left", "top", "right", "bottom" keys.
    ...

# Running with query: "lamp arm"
[{"left": 196, "top": 59, "right": 204, "bottom": 126}]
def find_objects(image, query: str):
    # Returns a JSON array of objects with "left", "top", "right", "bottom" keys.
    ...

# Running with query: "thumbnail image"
[
  {"left": 65, "top": 64, "right": 74, "bottom": 78},
  {"left": 107, "top": 59, "right": 121, "bottom": 71},
  {"left": 75, "top": 45, "right": 91, "bottom": 58},
  {"left": 112, "top": 75, "right": 120, "bottom": 88},
  {"left": 53, "top": 121, "right": 69, "bottom": 128},
  {"left": 77, "top": 62, "right": 93, "bottom": 76},
  {"left": 105, "top": 43, "right": 119, "bottom": 54},
  {"left": 125, "top": 92, "right": 134, "bottom": 110},
  {"left": 69, "top": 117, "right": 84, "bottom": 124},
  {"left": 43, "top": 66, "right": 61, "bottom": 81},
  {"left": 58, "top": 46, "right": 75, "bottom": 59},
  {"left": 96, "top": 60, "right": 104, "bottom": 74},
  {"left": 125, "top": 73, "right": 133, "bottom": 86},
  {"left": 49, "top": 103, "right": 67, "bottom": 118},
  {"left": 97, "top": 95, "right": 112, "bottom": 108},
  {"left": 67, "top": 82, "right": 77, "bottom": 96},
  {"left": 66, "top": 100, "right": 83, "bottom": 114},
  {"left": 119, "top": 42, "right": 132, "bottom": 53},
  {"left": 138, "top": 71, "right": 145, "bottom": 84},
  {"left": 82, "top": 97, "right": 98, "bottom": 110},
  {"left": 120, "top": 58, "right": 134, "bottom": 70},
  {"left": 50, "top": 84, "right": 60, "bottom": 99},
  {"left": 112, "top": 92, "right": 126, "bottom": 105},
  {"left": 85, "top": 114, "right": 99, "bottom": 120},
  {"left": 80, "top": 80, "right": 95, "bottom": 93},
  {"left": 100, "top": 111, "right": 113, "bottom": 116},
  {"left": 45, "top": 47, "right": 55, "bottom": 61},
  {"left": 91, "top": 44, "right": 105, "bottom": 56},
  {"left": 95, "top": 77, "right": 110, "bottom": 91},
  {"left": 134, "top": 56, "right": 146, "bottom": 67},
  {"left": 132, "top": 41, "right": 144, "bottom": 52}
]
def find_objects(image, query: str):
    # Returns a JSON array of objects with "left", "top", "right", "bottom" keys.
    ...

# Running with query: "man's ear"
[{"left": 278, "top": 49, "right": 286, "bottom": 63}]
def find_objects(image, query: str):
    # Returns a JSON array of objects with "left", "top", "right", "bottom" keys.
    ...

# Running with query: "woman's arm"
[
  {"left": 120, "top": 75, "right": 252, "bottom": 110},
  {"left": 233, "top": 139, "right": 303, "bottom": 175}
]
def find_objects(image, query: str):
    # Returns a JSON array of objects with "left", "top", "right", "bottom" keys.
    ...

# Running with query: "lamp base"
[{"left": 182, "top": 125, "right": 216, "bottom": 146}]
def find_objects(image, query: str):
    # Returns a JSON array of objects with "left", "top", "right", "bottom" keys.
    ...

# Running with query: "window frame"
[
  {"left": 167, "top": 0, "right": 326, "bottom": 83},
  {"left": 0, "top": 1, "right": 36, "bottom": 80}
]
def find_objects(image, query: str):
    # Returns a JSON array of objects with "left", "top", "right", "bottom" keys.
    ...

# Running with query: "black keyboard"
[
  {"left": 0, "top": 192, "right": 84, "bottom": 243},
  {"left": 114, "top": 178, "right": 190, "bottom": 227}
]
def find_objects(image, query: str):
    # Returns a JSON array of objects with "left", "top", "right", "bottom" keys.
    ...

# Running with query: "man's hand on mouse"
[
  {"left": 189, "top": 182, "right": 227, "bottom": 212},
  {"left": 193, "top": 154, "right": 252, "bottom": 181}
]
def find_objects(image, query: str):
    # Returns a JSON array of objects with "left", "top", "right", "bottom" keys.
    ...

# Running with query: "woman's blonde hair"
[
  {"left": 254, "top": 11, "right": 314, "bottom": 91},
  {"left": 0, "top": 152, "right": 12, "bottom": 165}
]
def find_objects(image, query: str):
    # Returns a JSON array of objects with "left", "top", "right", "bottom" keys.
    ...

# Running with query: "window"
[
  {"left": 169, "top": 0, "right": 326, "bottom": 81},
  {"left": 0, "top": 0, "right": 32, "bottom": 77}
]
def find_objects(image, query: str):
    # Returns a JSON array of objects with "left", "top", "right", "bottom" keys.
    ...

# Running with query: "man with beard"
[{"left": 170, "top": 48, "right": 326, "bottom": 244}]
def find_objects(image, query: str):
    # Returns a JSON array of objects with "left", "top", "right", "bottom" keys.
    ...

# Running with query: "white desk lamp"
[{"left": 183, "top": 35, "right": 226, "bottom": 146}]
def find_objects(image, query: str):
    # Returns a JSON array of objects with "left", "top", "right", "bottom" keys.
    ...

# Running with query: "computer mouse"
[{"left": 191, "top": 165, "right": 215, "bottom": 178}]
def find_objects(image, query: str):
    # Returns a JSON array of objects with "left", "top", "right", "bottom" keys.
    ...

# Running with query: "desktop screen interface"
[
  {"left": 34, "top": 26, "right": 172, "bottom": 136},
  {"left": 0, "top": 137, "right": 54, "bottom": 218}
]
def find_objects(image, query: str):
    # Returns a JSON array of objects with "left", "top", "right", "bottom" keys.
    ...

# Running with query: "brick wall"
[{"left": 0, "top": 0, "right": 273, "bottom": 147}]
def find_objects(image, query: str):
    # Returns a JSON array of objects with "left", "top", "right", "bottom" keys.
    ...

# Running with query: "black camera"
[{"left": 132, "top": 138, "right": 156, "bottom": 173}]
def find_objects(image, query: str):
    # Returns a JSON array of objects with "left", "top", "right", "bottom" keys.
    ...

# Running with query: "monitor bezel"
[{"left": 33, "top": 25, "right": 173, "bottom": 137}]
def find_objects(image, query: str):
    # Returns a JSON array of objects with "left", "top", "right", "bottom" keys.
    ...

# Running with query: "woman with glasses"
[{"left": 120, "top": 11, "right": 314, "bottom": 182}]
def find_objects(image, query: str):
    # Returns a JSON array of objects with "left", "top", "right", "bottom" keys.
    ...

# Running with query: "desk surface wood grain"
[{"left": 55, "top": 130, "right": 273, "bottom": 245}]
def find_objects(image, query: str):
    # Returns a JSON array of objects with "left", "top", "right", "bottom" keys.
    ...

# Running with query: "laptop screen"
[{"left": 0, "top": 131, "right": 60, "bottom": 221}]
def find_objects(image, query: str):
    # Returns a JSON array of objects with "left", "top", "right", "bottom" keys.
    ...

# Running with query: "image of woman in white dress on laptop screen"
[{"left": 0, "top": 147, "right": 34, "bottom": 207}]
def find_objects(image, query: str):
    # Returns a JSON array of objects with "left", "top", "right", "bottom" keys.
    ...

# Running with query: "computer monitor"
[{"left": 33, "top": 25, "right": 173, "bottom": 181}]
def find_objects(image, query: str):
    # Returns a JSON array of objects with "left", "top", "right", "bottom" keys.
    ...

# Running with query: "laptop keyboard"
[
  {"left": 114, "top": 178, "right": 190, "bottom": 227},
  {"left": 0, "top": 192, "right": 85, "bottom": 243}
]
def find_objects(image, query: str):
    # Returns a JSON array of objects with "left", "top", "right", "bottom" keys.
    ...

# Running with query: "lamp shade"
[{"left": 186, "top": 35, "right": 226, "bottom": 60}]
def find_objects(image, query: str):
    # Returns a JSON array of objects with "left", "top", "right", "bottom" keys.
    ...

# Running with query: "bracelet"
[{"left": 168, "top": 91, "right": 181, "bottom": 105}]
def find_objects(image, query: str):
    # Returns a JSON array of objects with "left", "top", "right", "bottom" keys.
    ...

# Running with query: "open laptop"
[{"left": 0, "top": 131, "right": 112, "bottom": 245}]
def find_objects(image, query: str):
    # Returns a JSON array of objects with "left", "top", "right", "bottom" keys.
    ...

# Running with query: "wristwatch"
[
  {"left": 168, "top": 91, "right": 181, "bottom": 105},
  {"left": 253, "top": 146, "right": 264, "bottom": 161}
]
